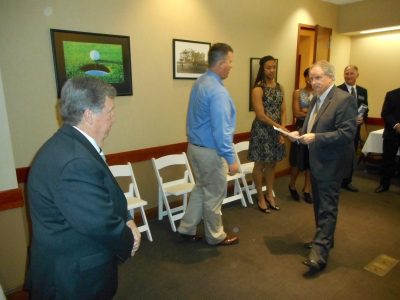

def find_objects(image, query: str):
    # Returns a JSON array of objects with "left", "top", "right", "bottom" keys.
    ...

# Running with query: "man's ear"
[{"left": 82, "top": 109, "right": 93, "bottom": 125}]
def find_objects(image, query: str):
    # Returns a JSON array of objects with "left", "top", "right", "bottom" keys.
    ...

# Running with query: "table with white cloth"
[{"left": 362, "top": 128, "right": 400, "bottom": 156}]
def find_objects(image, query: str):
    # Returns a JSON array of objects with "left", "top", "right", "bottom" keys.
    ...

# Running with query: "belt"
[{"left": 191, "top": 143, "right": 205, "bottom": 148}]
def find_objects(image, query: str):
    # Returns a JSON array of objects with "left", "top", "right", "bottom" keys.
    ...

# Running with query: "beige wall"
[
  {"left": 0, "top": 69, "right": 28, "bottom": 292},
  {"left": 0, "top": 0, "right": 341, "bottom": 168},
  {"left": 338, "top": 0, "right": 400, "bottom": 33},
  {"left": 348, "top": 31, "right": 400, "bottom": 117}
]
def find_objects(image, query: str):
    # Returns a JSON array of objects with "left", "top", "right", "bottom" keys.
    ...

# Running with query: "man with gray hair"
[
  {"left": 294, "top": 60, "right": 357, "bottom": 275},
  {"left": 27, "top": 77, "right": 140, "bottom": 299},
  {"left": 178, "top": 43, "right": 239, "bottom": 246}
]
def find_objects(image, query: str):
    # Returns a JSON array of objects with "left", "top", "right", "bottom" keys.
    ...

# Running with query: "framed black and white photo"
[
  {"left": 249, "top": 57, "right": 279, "bottom": 111},
  {"left": 50, "top": 29, "right": 133, "bottom": 97},
  {"left": 173, "top": 39, "right": 210, "bottom": 79}
]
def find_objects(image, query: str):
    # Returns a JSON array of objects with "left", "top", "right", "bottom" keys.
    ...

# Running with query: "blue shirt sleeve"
[{"left": 209, "top": 89, "right": 236, "bottom": 164}]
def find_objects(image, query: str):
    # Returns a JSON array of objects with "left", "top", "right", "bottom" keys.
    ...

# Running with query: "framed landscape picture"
[
  {"left": 173, "top": 39, "right": 210, "bottom": 79},
  {"left": 50, "top": 29, "right": 132, "bottom": 97}
]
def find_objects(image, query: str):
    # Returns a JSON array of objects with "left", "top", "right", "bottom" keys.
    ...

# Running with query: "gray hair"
[
  {"left": 344, "top": 65, "right": 359, "bottom": 73},
  {"left": 311, "top": 60, "right": 335, "bottom": 81},
  {"left": 208, "top": 43, "right": 233, "bottom": 68},
  {"left": 59, "top": 77, "right": 116, "bottom": 125}
]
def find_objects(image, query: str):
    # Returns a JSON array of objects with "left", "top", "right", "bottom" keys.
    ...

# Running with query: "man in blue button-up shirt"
[{"left": 178, "top": 43, "right": 239, "bottom": 246}]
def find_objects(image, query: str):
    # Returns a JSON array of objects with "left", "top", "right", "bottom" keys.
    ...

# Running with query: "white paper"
[{"left": 273, "top": 126, "right": 300, "bottom": 140}]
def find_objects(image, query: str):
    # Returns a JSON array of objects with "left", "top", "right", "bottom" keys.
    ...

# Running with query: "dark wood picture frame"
[
  {"left": 173, "top": 39, "right": 211, "bottom": 79},
  {"left": 249, "top": 57, "right": 279, "bottom": 111},
  {"left": 50, "top": 29, "right": 133, "bottom": 97}
]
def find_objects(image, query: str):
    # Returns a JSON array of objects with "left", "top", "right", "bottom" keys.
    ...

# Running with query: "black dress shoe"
[
  {"left": 342, "top": 183, "right": 358, "bottom": 192},
  {"left": 303, "top": 192, "right": 313, "bottom": 204},
  {"left": 215, "top": 234, "right": 239, "bottom": 246},
  {"left": 303, "top": 242, "right": 313, "bottom": 249},
  {"left": 375, "top": 185, "right": 389, "bottom": 193},
  {"left": 302, "top": 259, "right": 326, "bottom": 272},
  {"left": 288, "top": 185, "right": 300, "bottom": 201},
  {"left": 303, "top": 241, "right": 334, "bottom": 249},
  {"left": 180, "top": 233, "right": 202, "bottom": 242}
]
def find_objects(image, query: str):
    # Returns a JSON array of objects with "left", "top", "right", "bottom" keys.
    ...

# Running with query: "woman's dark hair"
[
  {"left": 254, "top": 55, "right": 275, "bottom": 87},
  {"left": 303, "top": 67, "right": 310, "bottom": 78}
]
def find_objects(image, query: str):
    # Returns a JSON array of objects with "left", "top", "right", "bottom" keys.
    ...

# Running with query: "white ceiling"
[{"left": 321, "top": 0, "right": 364, "bottom": 5}]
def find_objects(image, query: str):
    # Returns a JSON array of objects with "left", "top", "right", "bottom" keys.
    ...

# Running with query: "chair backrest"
[
  {"left": 234, "top": 141, "right": 249, "bottom": 154},
  {"left": 109, "top": 162, "right": 141, "bottom": 199},
  {"left": 233, "top": 141, "right": 254, "bottom": 173},
  {"left": 151, "top": 152, "right": 195, "bottom": 187}
]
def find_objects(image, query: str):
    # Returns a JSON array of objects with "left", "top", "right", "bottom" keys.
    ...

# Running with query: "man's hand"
[
  {"left": 356, "top": 116, "right": 364, "bottom": 125},
  {"left": 126, "top": 220, "right": 141, "bottom": 256},
  {"left": 394, "top": 123, "right": 400, "bottom": 134},
  {"left": 228, "top": 161, "right": 239, "bottom": 176},
  {"left": 287, "top": 131, "right": 300, "bottom": 142},
  {"left": 299, "top": 133, "right": 316, "bottom": 144}
]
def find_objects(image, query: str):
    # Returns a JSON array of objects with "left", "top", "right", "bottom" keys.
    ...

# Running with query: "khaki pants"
[{"left": 178, "top": 144, "right": 227, "bottom": 244}]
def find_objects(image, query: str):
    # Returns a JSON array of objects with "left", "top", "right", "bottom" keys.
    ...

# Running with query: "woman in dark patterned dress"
[
  {"left": 288, "top": 67, "right": 313, "bottom": 204},
  {"left": 248, "top": 55, "right": 287, "bottom": 213}
]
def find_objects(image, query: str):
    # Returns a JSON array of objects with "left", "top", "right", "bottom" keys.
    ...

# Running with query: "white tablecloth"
[{"left": 361, "top": 128, "right": 400, "bottom": 155}]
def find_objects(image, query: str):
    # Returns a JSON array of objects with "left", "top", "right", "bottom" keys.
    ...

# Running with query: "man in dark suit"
[
  {"left": 337, "top": 65, "right": 368, "bottom": 192},
  {"left": 375, "top": 88, "right": 400, "bottom": 193},
  {"left": 27, "top": 77, "right": 141, "bottom": 299},
  {"left": 297, "top": 60, "right": 357, "bottom": 275}
]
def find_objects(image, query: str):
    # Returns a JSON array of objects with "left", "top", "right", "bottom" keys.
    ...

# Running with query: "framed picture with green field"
[{"left": 50, "top": 29, "right": 132, "bottom": 97}]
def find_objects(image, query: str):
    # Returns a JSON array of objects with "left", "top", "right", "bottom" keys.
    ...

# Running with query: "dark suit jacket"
[
  {"left": 381, "top": 88, "right": 400, "bottom": 140},
  {"left": 337, "top": 83, "right": 368, "bottom": 119},
  {"left": 302, "top": 86, "right": 357, "bottom": 181},
  {"left": 27, "top": 125, "right": 133, "bottom": 300}
]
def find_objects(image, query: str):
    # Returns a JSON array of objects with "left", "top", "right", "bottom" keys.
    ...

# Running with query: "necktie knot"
[
  {"left": 307, "top": 98, "right": 321, "bottom": 133},
  {"left": 99, "top": 148, "right": 106, "bottom": 162},
  {"left": 315, "top": 98, "right": 321, "bottom": 110},
  {"left": 350, "top": 87, "right": 356, "bottom": 96}
]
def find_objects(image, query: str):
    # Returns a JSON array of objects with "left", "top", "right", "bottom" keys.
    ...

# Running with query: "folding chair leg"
[
  {"left": 162, "top": 195, "right": 178, "bottom": 232},
  {"left": 235, "top": 179, "right": 247, "bottom": 207},
  {"left": 158, "top": 189, "right": 164, "bottom": 221},
  {"left": 139, "top": 206, "right": 153, "bottom": 242},
  {"left": 240, "top": 177, "right": 254, "bottom": 205}
]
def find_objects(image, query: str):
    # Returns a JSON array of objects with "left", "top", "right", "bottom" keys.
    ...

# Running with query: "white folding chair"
[
  {"left": 223, "top": 168, "right": 247, "bottom": 207},
  {"left": 151, "top": 152, "right": 195, "bottom": 232},
  {"left": 109, "top": 163, "right": 153, "bottom": 242},
  {"left": 234, "top": 141, "right": 275, "bottom": 205}
]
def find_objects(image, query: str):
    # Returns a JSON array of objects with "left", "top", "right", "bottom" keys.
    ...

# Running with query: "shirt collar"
[
  {"left": 72, "top": 126, "right": 102, "bottom": 154},
  {"left": 345, "top": 83, "right": 356, "bottom": 92},
  {"left": 207, "top": 70, "right": 223, "bottom": 84},
  {"left": 319, "top": 84, "right": 334, "bottom": 104}
]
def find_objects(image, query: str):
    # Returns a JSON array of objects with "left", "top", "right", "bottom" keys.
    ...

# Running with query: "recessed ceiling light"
[{"left": 360, "top": 26, "right": 400, "bottom": 34}]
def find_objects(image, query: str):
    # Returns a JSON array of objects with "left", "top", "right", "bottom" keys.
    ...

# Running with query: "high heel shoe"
[
  {"left": 288, "top": 185, "right": 300, "bottom": 201},
  {"left": 265, "top": 197, "right": 280, "bottom": 211},
  {"left": 257, "top": 202, "right": 271, "bottom": 214},
  {"left": 303, "top": 192, "right": 313, "bottom": 204}
]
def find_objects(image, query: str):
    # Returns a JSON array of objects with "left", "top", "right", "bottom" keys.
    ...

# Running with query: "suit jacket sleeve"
[
  {"left": 55, "top": 157, "right": 133, "bottom": 261},
  {"left": 381, "top": 89, "right": 400, "bottom": 130}
]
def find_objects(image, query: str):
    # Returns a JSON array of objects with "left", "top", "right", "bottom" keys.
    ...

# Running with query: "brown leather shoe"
[
  {"left": 216, "top": 234, "right": 239, "bottom": 246},
  {"left": 180, "top": 233, "right": 202, "bottom": 242}
]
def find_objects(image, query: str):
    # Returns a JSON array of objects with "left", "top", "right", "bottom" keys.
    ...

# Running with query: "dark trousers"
[
  {"left": 310, "top": 173, "right": 340, "bottom": 265},
  {"left": 380, "top": 136, "right": 400, "bottom": 188}
]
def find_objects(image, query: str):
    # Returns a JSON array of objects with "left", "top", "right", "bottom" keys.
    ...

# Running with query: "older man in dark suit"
[
  {"left": 296, "top": 60, "right": 357, "bottom": 275},
  {"left": 375, "top": 88, "right": 400, "bottom": 193},
  {"left": 27, "top": 77, "right": 141, "bottom": 299},
  {"left": 337, "top": 65, "right": 368, "bottom": 192}
]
